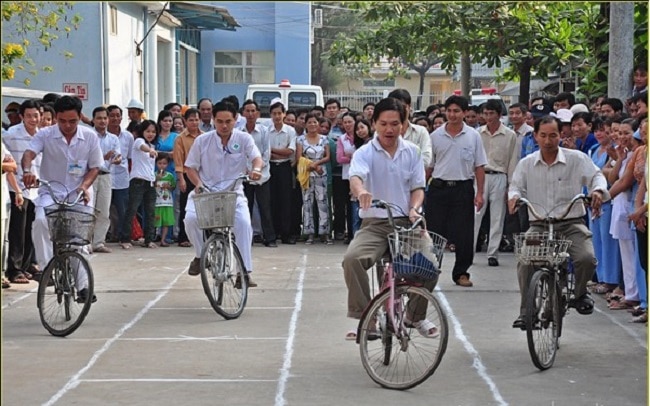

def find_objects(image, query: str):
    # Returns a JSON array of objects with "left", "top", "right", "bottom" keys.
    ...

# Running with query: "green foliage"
[{"left": 1, "top": 1, "right": 81, "bottom": 84}]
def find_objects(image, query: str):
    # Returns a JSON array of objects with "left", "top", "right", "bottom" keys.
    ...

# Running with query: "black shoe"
[
  {"left": 77, "top": 288, "right": 97, "bottom": 303},
  {"left": 512, "top": 316, "right": 525, "bottom": 330},
  {"left": 253, "top": 235, "right": 263, "bottom": 244},
  {"left": 334, "top": 233, "right": 345, "bottom": 241},
  {"left": 188, "top": 258, "right": 201, "bottom": 276},
  {"left": 235, "top": 273, "right": 258, "bottom": 289},
  {"left": 264, "top": 241, "right": 278, "bottom": 248},
  {"left": 488, "top": 257, "right": 499, "bottom": 267},
  {"left": 282, "top": 237, "right": 296, "bottom": 245}
]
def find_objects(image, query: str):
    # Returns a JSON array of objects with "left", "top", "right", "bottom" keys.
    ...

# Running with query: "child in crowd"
[{"left": 154, "top": 155, "right": 176, "bottom": 247}]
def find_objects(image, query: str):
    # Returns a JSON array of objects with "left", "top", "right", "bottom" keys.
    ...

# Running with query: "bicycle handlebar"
[
  {"left": 517, "top": 194, "right": 590, "bottom": 222},
  {"left": 371, "top": 199, "right": 424, "bottom": 231},
  {"left": 30, "top": 179, "right": 85, "bottom": 207},
  {"left": 196, "top": 174, "right": 250, "bottom": 194}
]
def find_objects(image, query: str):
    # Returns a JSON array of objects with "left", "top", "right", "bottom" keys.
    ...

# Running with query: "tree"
[
  {"left": 1, "top": 1, "right": 82, "bottom": 85},
  {"left": 327, "top": 2, "right": 594, "bottom": 105}
]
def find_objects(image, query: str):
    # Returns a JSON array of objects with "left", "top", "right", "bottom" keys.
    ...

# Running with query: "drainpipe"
[{"left": 100, "top": 2, "right": 110, "bottom": 103}]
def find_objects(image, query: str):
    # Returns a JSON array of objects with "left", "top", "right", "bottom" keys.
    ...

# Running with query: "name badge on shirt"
[{"left": 68, "top": 160, "right": 86, "bottom": 176}]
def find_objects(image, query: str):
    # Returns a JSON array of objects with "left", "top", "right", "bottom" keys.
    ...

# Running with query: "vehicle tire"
[
  {"left": 525, "top": 269, "right": 560, "bottom": 370},
  {"left": 200, "top": 233, "right": 248, "bottom": 319},
  {"left": 358, "top": 285, "right": 448, "bottom": 390},
  {"left": 37, "top": 251, "right": 94, "bottom": 337}
]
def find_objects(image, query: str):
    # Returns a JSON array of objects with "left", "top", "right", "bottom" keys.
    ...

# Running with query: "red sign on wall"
[{"left": 62, "top": 83, "right": 88, "bottom": 100}]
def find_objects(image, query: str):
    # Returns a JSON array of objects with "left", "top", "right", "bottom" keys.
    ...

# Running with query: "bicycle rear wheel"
[
  {"left": 525, "top": 269, "right": 560, "bottom": 370},
  {"left": 200, "top": 233, "right": 248, "bottom": 319},
  {"left": 37, "top": 251, "right": 94, "bottom": 337},
  {"left": 358, "top": 285, "right": 448, "bottom": 390}
]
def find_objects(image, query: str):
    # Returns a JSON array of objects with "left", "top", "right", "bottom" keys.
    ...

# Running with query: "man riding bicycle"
[
  {"left": 507, "top": 116, "right": 609, "bottom": 329},
  {"left": 183, "top": 101, "right": 263, "bottom": 286},
  {"left": 342, "top": 97, "right": 437, "bottom": 340}
]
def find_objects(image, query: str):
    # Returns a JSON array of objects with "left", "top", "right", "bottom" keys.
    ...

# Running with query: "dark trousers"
[
  {"left": 244, "top": 180, "right": 276, "bottom": 243},
  {"left": 332, "top": 175, "right": 349, "bottom": 237},
  {"left": 121, "top": 178, "right": 156, "bottom": 244},
  {"left": 425, "top": 180, "right": 475, "bottom": 281},
  {"left": 111, "top": 188, "right": 129, "bottom": 241},
  {"left": 6, "top": 192, "right": 36, "bottom": 277},
  {"left": 270, "top": 161, "right": 292, "bottom": 240},
  {"left": 177, "top": 173, "right": 195, "bottom": 244},
  {"left": 290, "top": 166, "right": 303, "bottom": 237}
]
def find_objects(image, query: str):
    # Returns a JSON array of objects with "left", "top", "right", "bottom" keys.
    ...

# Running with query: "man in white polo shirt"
[
  {"left": 22, "top": 96, "right": 103, "bottom": 302},
  {"left": 183, "top": 101, "right": 264, "bottom": 287},
  {"left": 342, "top": 97, "right": 437, "bottom": 340}
]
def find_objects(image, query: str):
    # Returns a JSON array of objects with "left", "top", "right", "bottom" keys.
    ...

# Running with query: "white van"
[{"left": 245, "top": 80, "right": 324, "bottom": 118}]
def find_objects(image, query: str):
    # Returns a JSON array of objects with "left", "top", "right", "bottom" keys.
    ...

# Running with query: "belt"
[
  {"left": 431, "top": 178, "right": 472, "bottom": 188},
  {"left": 271, "top": 161, "right": 291, "bottom": 166},
  {"left": 99, "top": 171, "right": 111, "bottom": 175},
  {"left": 484, "top": 170, "right": 504, "bottom": 175}
]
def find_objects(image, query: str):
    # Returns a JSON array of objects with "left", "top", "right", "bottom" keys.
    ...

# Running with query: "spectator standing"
[
  {"left": 632, "top": 62, "right": 648, "bottom": 96},
  {"left": 473, "top": 99, "right": 518, "bottom": 267},
  {"left": 300, "top": 113, "right": 332, "bottom": 244},
  {"left": 107, "top": 105, "right": 134, "bottom": 243},
  {"left": 173, "top": 108, "right": 203, "bottom": 247},
  {"left": 120, "top": 120, "right": 159, "bottom": 249},
  {"left": 426, "top": 95, "right": 487, "bottom": 287},
  {"left": 3, "top": 102, "right": 22, "bottom": 130},
  {"left": 154, "top": 155, "right": 176, "bottom": 247},
  {"left": 155, "top": 109, "right": 179, "bottom": 243},
  {"left": 241, "top": 99, "right": 276, "bottom": 247},
  {"left": 197, "top": 98, "right": 214, "bottom": 132},
  {"left": 571, "top": 112, "right": 598, "bottom": 154},
  {"left": 387, "top": 89, "right": 433, "bottom": 169},
  {"left": 90, "top": 106, "right": 121, "bottom": 253},
  {"left": 3, "top": 100, "right": 41, "bottom": 282},
  {"left": 2, "top": 141, "right": 24, "bottom": 288},
  {"left": 268, "top": 99, "right": 297, "bottom": 244},
  {"left": 125, "top": 98, "right": 144, "bottom": 134}
]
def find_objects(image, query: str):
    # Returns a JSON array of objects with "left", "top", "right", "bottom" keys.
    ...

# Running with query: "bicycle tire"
[
  {"left": 358, "top": 285, "right": 448, "bottom": 390},
  {"left": 37, "top": 251, "right": 94, "bottom": 337},
  {"left": 525, "top": 269, "right": 560, "bottom": 370},
  {"left": 200, "top": 233, "right": 248, "bottom": 319}
]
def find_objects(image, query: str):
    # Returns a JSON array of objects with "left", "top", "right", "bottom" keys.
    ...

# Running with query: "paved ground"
[{"left": 2, "top": 240, "right": 647, "bottom": 405}]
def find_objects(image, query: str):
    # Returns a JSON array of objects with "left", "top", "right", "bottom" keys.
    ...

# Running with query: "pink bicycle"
[{"left": 356, "top": 200, "right": 449, "bottom": 390}]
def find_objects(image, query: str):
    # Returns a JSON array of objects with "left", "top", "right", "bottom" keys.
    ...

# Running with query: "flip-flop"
[
  {"left": 120, "top": 242, "right": 132, "bottom": 250},
  {"left": 9, "top": 273, "right": 30, "bottom": 284},
  {"left": 345, "top": 330, "right": 357, "bottom": 341}
]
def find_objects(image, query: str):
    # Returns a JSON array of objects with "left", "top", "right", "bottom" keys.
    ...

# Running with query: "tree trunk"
[
  {"left": 608, "top": 3, "right": 634, "bottom": 99},
  {"left": 518, "top": 57, "right": 532, "bottom": 106},
  {"left": 461, "top": 52, "right": 471, "bottom": 98},
  {"left": 417, "top": 70, "right": 425, "bottom": 110}
]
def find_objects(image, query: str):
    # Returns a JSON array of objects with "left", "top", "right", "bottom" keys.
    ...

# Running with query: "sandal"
[
  {"left": 345, "top": 328, "right": 380, "bottom": 341},
  {"left": 179, "top": 241, "right": 192, "bottom": 247},
  {"left": 9, "top": 272, "right": 30, "bottom": 284},
  {"left": 589, "top": 283, "right": 612, "bottom": 294},
  {"left": 2, "top": 278, "right": 10, "bottom": 289},
  {"left": 160, "top": 242, "right": 170, "bottom": 247},
  {"left": 573, "top": 293, "right": 594, "bottom": 315},
  {"left": 609, "top": 300, "right": 639, "bottom": 311},
  {"left": 143, "top": 242, "right": 158, "bottom": 248},
  {"left": 120, "top": 242, "right": 132, "bottom": 250},
  {"left": 405, "top": 318, "right": 440, "bottom": 338}
]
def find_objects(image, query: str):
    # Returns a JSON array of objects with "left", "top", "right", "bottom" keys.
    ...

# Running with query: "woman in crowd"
[
  {"left": 336, "top": 112, "right": 357, "bottom": 243},
  {"left": 155, "top": 109, "right": 179, "bottom": 244},
  {"left": 120, "top": 120, "right": 159, "bottom": 249},
  {"left": 350, "top": 118, "right": 373, "bottom": 237},
  {"left": 297, "top": 113, "right": 332, "bottom": 245}
]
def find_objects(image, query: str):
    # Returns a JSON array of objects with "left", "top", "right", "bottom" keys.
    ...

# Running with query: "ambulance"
[{"left": 245, "top": 79, "right": 324, "bottom": 118}]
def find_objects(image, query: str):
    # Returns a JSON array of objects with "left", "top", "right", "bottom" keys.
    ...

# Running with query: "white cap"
[
  {"left": 270, "top": 97, "right": 283, "bottom": 107},
  {"left": 570, "top": 103, "right": 589, "bottom": 114},
  {"left": 551, "top": 108, "right": 573, "bottom": 123},
  {"left": 126, "top": 98, "right": 144, "bottom": 110}
]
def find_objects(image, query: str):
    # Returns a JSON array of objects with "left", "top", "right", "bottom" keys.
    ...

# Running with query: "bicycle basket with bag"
[{"left": 389, "top": 229, "right": 447, "bottom": 280}]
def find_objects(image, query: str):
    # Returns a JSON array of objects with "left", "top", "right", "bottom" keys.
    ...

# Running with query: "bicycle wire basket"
[
  {"left": 193, "top": 191, "right": 237, "bottom": 229},
  {"left": 514, "top": 232, "right": 572, "bottom": 266},
  {"left": 44, "top": 204, "right": 97, "bottom": 246},
  {"left": 388, "top": 228, "right": 447, "bottom": 280}
]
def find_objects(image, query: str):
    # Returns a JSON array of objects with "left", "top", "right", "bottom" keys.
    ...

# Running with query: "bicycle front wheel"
[
  {"left": 358, "top": 285, "right": 448, "bottom": 390},
  {"left": 200, "top": 233, "right": 248, "bottom": 319},
  {"left": 37, "top": 251, "right": 94, "bottom": 337},
  {"left": 525, "top": 269, "right": 560, "bottom": 370}
]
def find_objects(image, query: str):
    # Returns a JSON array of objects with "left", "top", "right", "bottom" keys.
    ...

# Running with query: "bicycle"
[
  {"left": 193, "top": 175, "right": 249, "bottom": 319},
  {"left": 356, "top": 200, "right": 449, "bottom": 390},
  {"left": 34, "top": 179, "right": 97, "bottom": 337},
  {"left": 513, "top": 193, "right": 589, "bottom": 370}
]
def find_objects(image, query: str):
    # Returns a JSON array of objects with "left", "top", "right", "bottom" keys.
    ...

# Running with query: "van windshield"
[
  {"left": 288, "top": 91, "right": 317, "bottom": 111},
  {"left": 252, "top": 91, "right": 281, "bottom": 118}
]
